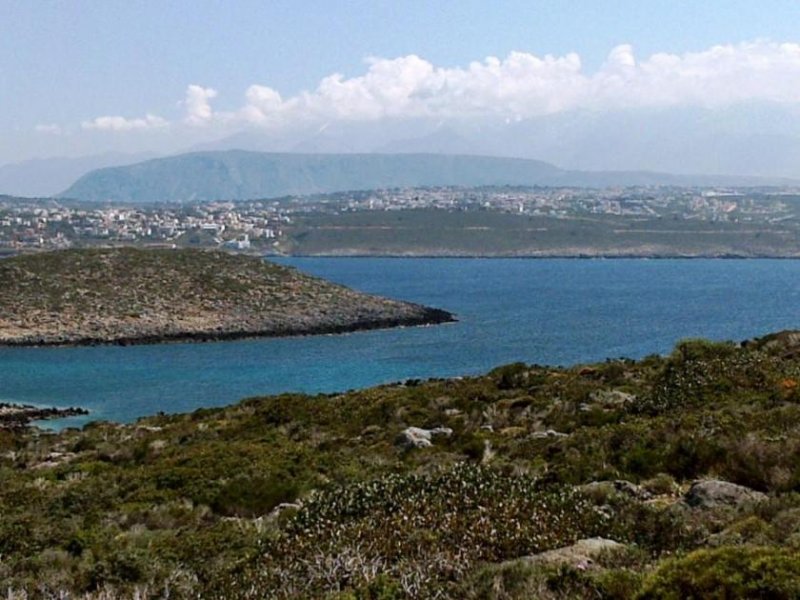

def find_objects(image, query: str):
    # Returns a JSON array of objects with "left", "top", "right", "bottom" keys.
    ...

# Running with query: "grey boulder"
[{"left": 684, "top": 480, "right": 767, "bottom": 509}]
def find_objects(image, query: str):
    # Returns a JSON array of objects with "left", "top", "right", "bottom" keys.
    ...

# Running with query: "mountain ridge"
[{"left": 59, "top": 150, "right": 795, "bottom": 203}]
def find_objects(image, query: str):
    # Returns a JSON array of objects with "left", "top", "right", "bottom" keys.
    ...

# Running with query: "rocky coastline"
[
  {"left": 0, "top": 403, "right": 88, "bottom": 428},
  {"left": 0, "top": 307, "right": 455, "bottom": 347}
]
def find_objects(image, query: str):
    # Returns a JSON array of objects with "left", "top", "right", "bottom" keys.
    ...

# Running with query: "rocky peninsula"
[{"left": 0, "top": 248, "right": 454, "bottom": 346}]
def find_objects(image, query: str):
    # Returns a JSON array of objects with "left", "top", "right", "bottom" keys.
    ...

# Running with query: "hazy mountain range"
[
  {"left": 4, "top": 104, "right": 800, "bottom": 198},
  {"left": 193, "top": 104, "right": 800, "bottom": 178},
  {"left": 60, "top": 150, "right": 793, "bottom": 204}
]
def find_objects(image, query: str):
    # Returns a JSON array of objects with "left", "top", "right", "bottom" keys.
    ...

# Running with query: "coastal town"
[{"left": 1, "top": 185, "right": 798, "bottom": 252}]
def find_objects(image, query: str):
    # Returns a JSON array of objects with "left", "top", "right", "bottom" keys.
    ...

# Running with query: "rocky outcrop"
[
  {"left": 0, "top": 248, "right": 455, "bottom": 347},
  {"left": 746, "top": 330, "right": 800, "bottom": 358},
  {"left": 684, "top": 480, "right": 767, "bottom": 509},
  {"left": 580, "top": 480, "right": 652, "bottom": 501},
  {"left": 511, "top": 538, "right": 625, "bottom": 570},
  {"left": 395, "top": 426, "right": 453, "bottom": 449},
  {"left": 590, "top": 389, "right": 637, "bottom": 406},
  {"left": 530, "top": 429, "right": 568, "bottom": 439}
]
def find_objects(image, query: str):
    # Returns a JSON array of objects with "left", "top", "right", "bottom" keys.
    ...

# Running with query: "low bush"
[{"left": 638, "top": 546, "right": 800, "bottom": 599}]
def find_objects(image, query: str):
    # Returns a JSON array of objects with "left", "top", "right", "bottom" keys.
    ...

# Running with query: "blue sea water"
[{"left": 2, "top": 258, "right": 800, "bottom": 427}]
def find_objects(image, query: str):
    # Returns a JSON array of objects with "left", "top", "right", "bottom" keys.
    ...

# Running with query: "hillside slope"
[
  {"left": 3, "top": 332, "right": 800, "bottom": 596},
  {"left": 0, "top": 248, "right": 453, "bottom": 345}
]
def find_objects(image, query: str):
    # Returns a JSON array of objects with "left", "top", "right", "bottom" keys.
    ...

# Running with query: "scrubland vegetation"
[{"left": 3, "top": 331, "right": 800, "bottom": 597}]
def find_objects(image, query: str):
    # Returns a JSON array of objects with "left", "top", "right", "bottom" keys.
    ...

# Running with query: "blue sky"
[{"left": 3, "top": 0, "right": 800, "bottom": 163}]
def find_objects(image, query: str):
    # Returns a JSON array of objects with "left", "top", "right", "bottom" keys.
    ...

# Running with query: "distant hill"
[
  {"left": 0, "top": 152, "right": 156, "bottom": 197},
  {"left": 59, "top": 151, "right": 791, "bottom": 203},
  {"left": 60, "top": 151, "right": 560, "bottom": 202}
]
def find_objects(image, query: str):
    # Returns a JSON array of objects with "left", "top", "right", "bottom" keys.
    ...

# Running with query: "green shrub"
[
  {"left": 672, "top": 339, "right": 738, "bottom": 362},
  {"left": 708, "top": 516, "right": 774, "bottom": 547},
  {"left": 461, "top": 561, "right": 643, "bottom": 600},
  {"left": 641, "top": 473, "right": 677, "bottom": 496},
  {"left": 211, "top": 476, "right": 300, "bottom": 517},
  {"left": 490, "top": 362, "right": 530, "bottom": 390},
  {"left": 637, "top": 546, "right": 800, "bottom": 599},
  {"left": 459, "top": 432, "right": 486, "bottom": 461},
  {"left": 595, "top": 569, "right": 645, "bottom": 599}
]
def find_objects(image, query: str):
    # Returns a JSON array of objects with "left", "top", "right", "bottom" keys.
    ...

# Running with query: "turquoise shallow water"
[{"left": 3, "top": 258, "right": 800, "bottom": 427}]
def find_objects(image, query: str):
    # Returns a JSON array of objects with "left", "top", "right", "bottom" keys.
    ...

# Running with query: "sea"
[{"left": 3, "top": 257, "right": 800, "bottom": 428}]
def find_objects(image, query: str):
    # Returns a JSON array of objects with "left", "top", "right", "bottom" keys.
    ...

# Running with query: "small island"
[{"left": 0, "top": 248, "right": 454, "bottom": 346}]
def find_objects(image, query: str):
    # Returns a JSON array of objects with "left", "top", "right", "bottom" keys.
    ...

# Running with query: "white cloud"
[
  {"left": 235, "top": 40, "right": 800, "bottom": 124},
  {"left": 605, "top": 44, "right": 637, "bottom": 70},
  {"left": 183, "top": 84, "right": 218, "bottom": 125},
  {"left": 76, "top": 40, "right": 800, "bottom": 134},
  {"left": 81, "top": 113, "right": 168, "bottom": 132},
  {"left": 34, "top": 123, "right": 62, "bottom": 135},
  {"left": 239, "top": 84, "right": 286, "bottom": 125},
  {"left": 586, "top": 41, "right": 800, "bottom": 109}
]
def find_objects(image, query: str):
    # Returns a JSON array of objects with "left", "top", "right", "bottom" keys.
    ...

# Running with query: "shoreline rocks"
[
  {"left": 0, "top": 307, "right": 456, "bottom": 348},
  {"left": 0, "top": 403, "right": 89, "bottom": 429}
]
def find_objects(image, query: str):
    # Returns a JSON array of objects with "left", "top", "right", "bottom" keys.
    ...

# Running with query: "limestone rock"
[
  {"left": 684, "top": 480, "right": 767, "bottom": 509},
  {"left": 514, "top": 538, "right": 624, "bottom": 570},
  {"left": 590, "top": 389, "right": 637, "bottom": 406},
  {"left": 531, "top": 429, "right": 568, "bottom": 439},
  {"left": 395, "top": 426, "right": 453, "bottom": 449},
  {"left": 360, "top": 424, "right": 382, "bottom": 438},
  {"left": 581, "top": 480, "right": 652, "bottom": 501}
]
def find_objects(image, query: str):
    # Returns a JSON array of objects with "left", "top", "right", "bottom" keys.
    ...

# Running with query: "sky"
[{"left": 3, "top": 0, "right": 800, "bottom": 164}]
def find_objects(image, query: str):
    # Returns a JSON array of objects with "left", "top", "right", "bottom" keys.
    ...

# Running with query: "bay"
[{"left": 2, "top": 258, "right": 800, "bottom": 428}]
